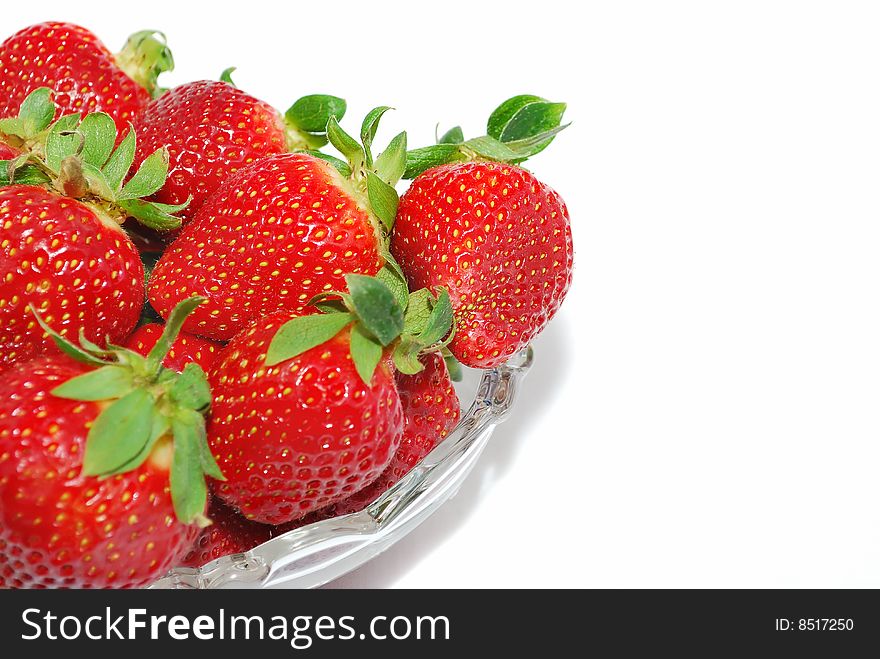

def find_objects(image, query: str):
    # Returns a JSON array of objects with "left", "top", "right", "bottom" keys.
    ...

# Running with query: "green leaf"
[
  {"left": 78, "top": 113, "right": 117, "bottom": 168},
  {"left": 170, "top": 414, "right": 209, "bottom": 524},
  {"left": 403, "top": 144, "right": 466, "bottom": 179},
  {"left": 220, "top": 67, "right": 237, "bottom": 86},
  {"left": 374, "top": 131, "right": 407, "bottom": 186},
  {"left": 101, "top": 409, "right": 169, "bottom": 476},
  {"left": 487, "top": 95, "right": 546, "bottom": 140},
  {"left": 498, "top": 123, "right": 571, "bottom": 161},
  {"left": 360, "top": 106, "right": 392, "bottom": 167},
  {"left": 345, "top": 274, "right": 404, "bottom": 346},
  {"left": 403, "top": 288, "right": 435, "bottom": 336},
  {"left": 366, "top": 170, "right": 398, "bottom": 231},
  {"left": 285, "top": 94, "right": 347, "bottom": 134},
  {"left": 80, "top": 162, "right": 115, "bottom": 199},
  {"left": 169, "top": 363, "right": 212, "bottom": 411},
  {"left": 120, "top": 147, "right": 168, "bottom": 199},
  {"left": 392, "top": 335, "right": 425, "bottom": 375},
  {"left": 146, "top": 296, "right": 206, "bottom": 374},
  {"left": 266, "top": 312, "right": 354, "bottom": 366},
  {"left": 77, "top": 328, "right": 114, "bottom": 356},
  {"left": 181, "top": 408, "right": 224, "bottom": 481},
  {"left": 438, "top": 126, "right": 464, "bottom": 145},
  {"left": 28, "top": 303, "right": 107, "bottom": 367},
  {"left": 497, "top": 101, "right": 567, "bottom": 142},
  {"left": 51, "top": 365, "right": 134, "bottom": 401},
  {"left": 463, "top": 135, "right": 518, "bottom": 161},
  {"left": 419, "top": 288, "right": 454, "bottom": 345},
  {"left": 44, "top": 114, "right": 82, "bottom": 174},
  {"left": 118, "top": 198, "right": 183, "bottom": 231},
  {"left": 304, "top": 150, "right": 352, "bottom": 177},
  {"left": 375, "top": 264, "right": 409, "bottom": 312},
  {"left": 0, "top": 162, "right": 51, "bottom": 186},
  {"left": 81, "top": 389, "right": 155, "bottom": 476},
  {"left": 101, "top": 127, "right": 136, "bottom": 192},
  {"left": 326, "top": 116, "right": 364, "bottom": 174},
  {"left": 442, "top": 348, "right": 463, "bottom": 382},
  {"left": 0, "top": 88, "right": 55, "bottom": 139},
  {"left": 349, "top": 323, "right": 383, "bottom": 386},
  {"left": 361, "top": 106, "right": 392, "bottom": 149}
]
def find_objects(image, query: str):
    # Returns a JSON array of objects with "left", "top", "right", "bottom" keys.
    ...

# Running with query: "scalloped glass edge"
[{"left": 149, "top": 346, "right": 533, "bottom": 589}]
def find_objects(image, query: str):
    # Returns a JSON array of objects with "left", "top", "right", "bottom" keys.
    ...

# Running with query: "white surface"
[{"left": 15, "top": 0, "right": 880, "bottom": 587}]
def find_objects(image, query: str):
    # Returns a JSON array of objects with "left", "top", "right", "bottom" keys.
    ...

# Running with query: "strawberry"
[
  {"left": 179, "top": 499, "right": 275, "bottom": 569},
  {"left": 0, "top": 185, "right": 143, "bottom": 371},
  {"left": 0, "top": 22, "right": 172, "bottom": 136},
  {"left": 148, "top": 109, "right": 408, "bottom": 340},
  {"left": 317, "top": 351, "right": 461, "bottom": 519},
  {"left": 207, "top": 313, "right": 402, "bottom": 524},
  {"left": 125, "top": 323, "right": 221, "bottom": 373},
  {"left": 0, "top": 90, "right": 189, "bottom": 372},
  {"left": 392, "top": 95, "right": 573, "bottom": 368},
  {"left": 206, "top": 272, "right": 457, "bottom": 525},
  {"left": 132, "top": 79, "right": 344, "bottom": 224},
  {"left": 0, "top": 299, "right": 223, "bottom": 588}
]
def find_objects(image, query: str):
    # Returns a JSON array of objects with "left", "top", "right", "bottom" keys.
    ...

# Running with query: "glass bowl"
[{"left": 149, "top": 347, "right": 533, "bottom": 589}]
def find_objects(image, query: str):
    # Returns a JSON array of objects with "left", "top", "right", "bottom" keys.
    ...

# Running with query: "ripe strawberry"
[
  {"left": 0, "top": 90, "right": 189, "bottom": 372},
  {"left": 0, "top": 299, "right": 222, "bottom": 588},
  {"left": 317, "top": 351, "right": 461, "bottom": 519},
  {"left": 132, "top": 81, "right": 343, "bottom": 224},
  {"left": 392, "top": 161, "right": 572, "bottom": 367},
  {"left": 125, "top": 323, "right": 221, "bottom": 373},
  {"left": 206, "top": 270, "right": 456, "bottom": 525},
  {"left": 207, "top": 309, "right": 404, "bottom": 524},
  {"left": 149, "top": 155, "right": 381, "bottom": 340},
  {"left": 147, "top": 109, "right": 408, "bottom": 341},
  {"left": 392, "top": 96, "right": 572, "bottom": 368},
  {"left": 0, "top": 185, "right": 144, "bottom": 371},
  {"left": 179, "top": 499, "right": 275, "bottom": 569},
  {"left": 0, "top": 22, "right": 172, "bottom": 136}
]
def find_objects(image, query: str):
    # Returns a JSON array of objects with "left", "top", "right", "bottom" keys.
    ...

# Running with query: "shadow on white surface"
[{"left": 323, "top": 315, "right": 573, "bottom": 588}]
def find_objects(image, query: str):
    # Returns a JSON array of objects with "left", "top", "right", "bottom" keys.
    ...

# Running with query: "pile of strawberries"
[{"left": 0, "top": 22, "right": 573, "bottom": 588}]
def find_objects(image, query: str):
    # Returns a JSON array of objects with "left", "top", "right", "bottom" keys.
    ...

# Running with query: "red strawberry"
[
  {"left": 392, "top": 162, "right": 572, "bottom": 368},
  {"left": 125, "top": 323, "right": 221, "bottom": 373},
  {"left": 179, "top": 499, "right": 275, "bottom": 569},
  {"left": 0, "top": 91, "right": 189, "bottom": 372},
  {"left": 318, "top": 351, "right": 461, "bottom": 519},
  {"left": 131, "top": 83, "right": 342, "bottom": 226},
  {"left": 392, "top": 95, "right": 573, "bottom": 368},
  {"left": 0, "top": 22, "right": 173, "bottom": 135},
  {"left": 148, "top": 153, "right": 386, "bottom": 340},
  {"left": 0, "top": 299, "right": 221, "bottom": 588},
  {"left": 132, "top": 81, "right": 286, "bottom": 224},
  {"left": 146, "top": 108, "right": 408, "bottom": 341},
  {"left": 207, "top": 309, "right": 404, "bottom": 524},
  {"left": 0, "top": 185, "right": 144, "bottom": 371}
]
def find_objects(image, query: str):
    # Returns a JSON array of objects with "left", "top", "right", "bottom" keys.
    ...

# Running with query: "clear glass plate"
[{"left": 149, "top": 347, "right": 534, "bottom": 589}]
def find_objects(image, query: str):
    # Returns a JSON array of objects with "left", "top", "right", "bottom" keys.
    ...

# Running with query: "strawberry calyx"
[
  {"left": 318, "top": 107, "right": 408, "bottom": 233},
  {"left": 29, "top": 296, "right": 223, "bottom": 527},
  {"left": 283, "top": 94, "right": 348, "bottom": 151},
  {"left": 403, "top": 94, "right": 569, "bottom": 179},
  {"left": 114, "top": 30, "right": 175, "bottom": 98},
  {"left": 0, "top": 88, "right": 188, "bottom": 231},
  {"left": 265, "top": 272, "right": 456, "bottom": 386}
]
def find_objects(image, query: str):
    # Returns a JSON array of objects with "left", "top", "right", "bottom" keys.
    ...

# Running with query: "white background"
[{"left": 14, "top": 1, "right": 880, "bottom": 587}]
